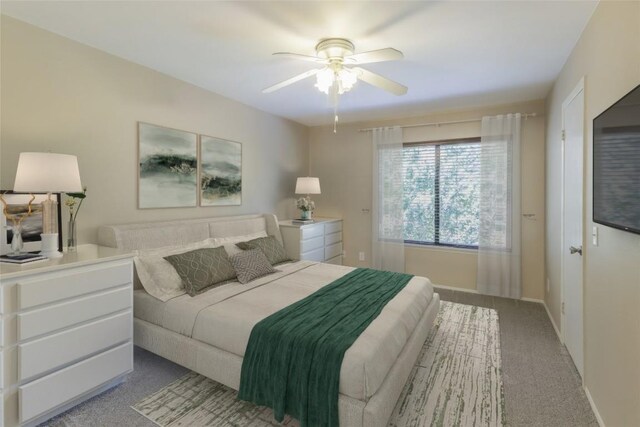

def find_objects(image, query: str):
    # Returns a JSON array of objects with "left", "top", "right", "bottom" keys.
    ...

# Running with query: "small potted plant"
[{"left": 296, "top": 197, "right": 315, "bottom": 220}]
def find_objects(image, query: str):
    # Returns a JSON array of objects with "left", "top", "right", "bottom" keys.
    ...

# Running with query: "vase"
[
  {"left": 9, "top": 223, "right": 23, "bottom": 255},
  {"left": 300, "top": 210, "right": 311, "bottom": 220},
  {"left": 67, "top": 220, "right": 77, "bottom": 252}
]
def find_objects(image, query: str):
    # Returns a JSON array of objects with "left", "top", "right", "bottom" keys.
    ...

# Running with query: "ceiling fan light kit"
[{"left": 264, "top": 38, "right": 408, "bottom": 132}]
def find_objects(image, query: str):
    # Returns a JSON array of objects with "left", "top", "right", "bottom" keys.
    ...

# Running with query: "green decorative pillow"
[
  {"left": 164, "top": 247, "right": 236, "bottom": 296},
  {"left": 236, "top": 236, "right": 290, "bottom": 265},
  {"left": 229, "top": 248, "right": 277, "bottom": 284}
]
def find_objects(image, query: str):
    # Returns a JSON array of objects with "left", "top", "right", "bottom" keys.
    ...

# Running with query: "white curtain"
[
  {"left": 477, "top": 114, "right": 522, "bottom": 298},
  {"left": 372, "top": 126, "right": 405, "bottom": 273}
]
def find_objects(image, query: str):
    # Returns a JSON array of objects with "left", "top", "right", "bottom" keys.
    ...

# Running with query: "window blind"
[{"left": 403, "top": 139, "right": 481, "bottom": 248}]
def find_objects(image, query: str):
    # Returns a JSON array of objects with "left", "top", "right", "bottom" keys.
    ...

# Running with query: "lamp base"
[{"left": 40, "top": 233, "right": 63, "bottom": 259}]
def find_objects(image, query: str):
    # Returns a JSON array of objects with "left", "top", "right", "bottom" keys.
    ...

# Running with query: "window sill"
[{"left": 404, "top": 242, "right": 478, "bottom": 254}]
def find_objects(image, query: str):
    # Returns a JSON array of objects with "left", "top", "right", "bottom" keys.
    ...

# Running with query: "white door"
[{"left": 562, "top": 80, "right": 584, "bottom": 378}]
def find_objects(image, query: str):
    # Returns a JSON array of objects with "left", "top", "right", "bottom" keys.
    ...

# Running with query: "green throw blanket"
[{"left": 238, "top": 268, "right": 414, "bottom": 427}]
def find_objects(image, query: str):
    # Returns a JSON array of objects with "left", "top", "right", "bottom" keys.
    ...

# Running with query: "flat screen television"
[{"left": 593, "top": 83, "right": 640, "bottom": 235}]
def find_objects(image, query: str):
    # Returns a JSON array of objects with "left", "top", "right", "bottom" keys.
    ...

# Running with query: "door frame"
[{"left": 559, "top": 77, "right": 585, "bottom": 379}]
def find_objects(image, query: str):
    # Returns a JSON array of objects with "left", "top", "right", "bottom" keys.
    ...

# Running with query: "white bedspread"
[{"left": 134, "top": 261, "right": 434, "bottom": 401}]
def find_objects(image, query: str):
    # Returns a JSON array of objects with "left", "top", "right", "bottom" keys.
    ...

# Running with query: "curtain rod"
[{"left": 357, "top": 112, "right": 539, "bottom": 132}]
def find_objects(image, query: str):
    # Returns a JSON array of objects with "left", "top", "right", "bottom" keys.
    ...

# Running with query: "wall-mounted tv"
[{"left": 593, "top": 83, "right": 640, "bottom": 235}]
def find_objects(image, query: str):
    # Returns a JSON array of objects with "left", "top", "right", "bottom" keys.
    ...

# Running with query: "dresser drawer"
[
  {"left": 301, "top": 247, "right": 325, "bottom": 262},
  {"left": 300, "top": 236, "right": 324, "bottom": 253},
  {"left": 301, "top": 224, "right": 324, "bottom": 240},
  {"left": 325, "top": 221, "right": 342, "bottom": 234},
  {"left": 18, "top": 311, "right": 132, "bottom": 381},
  {"left": 19, "top": 342, "right": 133, "bottom": 423},
  {"left": 325, "top": 242, "right": 342, "bottom": 260},
  {"left": 17, "top": 261, "right": 132, "bottom": 310},
  {"left": 325, "top": 231, "right": 342, "bottom": 245},
  {"left": 18, "top": 287, "right": 132, "bottom": 341},
  {"left": 326, "top": 255, "right": 343, "bottom": 265}
]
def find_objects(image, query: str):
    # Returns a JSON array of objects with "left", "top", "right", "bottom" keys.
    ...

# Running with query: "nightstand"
[
  {"left": 279, "top": 218, "right": 343, "bottom": 265},
  {"left": 0, "top": 244, "right": 134, "bottom": 427}
]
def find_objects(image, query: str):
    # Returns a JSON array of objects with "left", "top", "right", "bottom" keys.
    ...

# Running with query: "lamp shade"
[
  {"left": 295, "top": 177, "right": 321, "bottom": 195},
  {"left": 13, "top": 152, "right": 83, "bottom": 193}
]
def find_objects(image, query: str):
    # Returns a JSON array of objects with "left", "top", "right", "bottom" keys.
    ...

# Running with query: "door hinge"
[
  {"left": 561, "top": 129, "right": 566, "bottom": 142},
  {"left": 562, "top": 302, "right": 565, "bottom": 315}
]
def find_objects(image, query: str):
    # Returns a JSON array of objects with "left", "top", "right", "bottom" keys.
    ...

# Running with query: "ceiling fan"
[{"left": 263, "top": 38, "right": 408, "bottom": 97}]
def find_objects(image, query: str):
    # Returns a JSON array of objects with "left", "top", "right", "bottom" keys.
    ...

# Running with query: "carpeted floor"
[{"left": 42, "top": 289, "right": 597, "bottom": 427}]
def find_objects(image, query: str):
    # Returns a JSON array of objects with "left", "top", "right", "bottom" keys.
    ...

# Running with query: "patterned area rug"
[{"left": 132, "top": 301, "right": 505, "bottom": 426}]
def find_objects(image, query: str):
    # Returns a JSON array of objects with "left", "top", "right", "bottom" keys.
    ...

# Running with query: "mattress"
[{"left": 134, "top": 261, "right": 434, "bottom": 401}]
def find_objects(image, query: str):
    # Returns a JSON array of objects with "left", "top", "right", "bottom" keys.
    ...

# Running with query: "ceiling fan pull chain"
[{"left": 332, "top": 82, "right": 340, "bottom": 133}]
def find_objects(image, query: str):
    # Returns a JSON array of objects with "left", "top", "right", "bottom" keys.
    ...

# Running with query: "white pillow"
[
  {"left": 134, "top": 238, "right": 217, "bottom": 302},
  {"left": 211, "top": 231, "right": 268, "bottom": 257}
]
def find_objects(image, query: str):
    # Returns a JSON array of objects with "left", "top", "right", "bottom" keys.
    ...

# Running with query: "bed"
[{"left": 98, "top": 214, "right": 440, "bottom": 427}]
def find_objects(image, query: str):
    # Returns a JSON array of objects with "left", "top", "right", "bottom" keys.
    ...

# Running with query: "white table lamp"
[
  {"left": 13, "top": 152, "right": 83, "bottom": 258},
  {"left": 295, "top": 177, "right": 321, "bottom": 220},
  {"left": 295, "top": 177, "right": 321, "bottom": 196}
]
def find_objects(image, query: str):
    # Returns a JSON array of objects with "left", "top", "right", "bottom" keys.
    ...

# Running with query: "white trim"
[
  {"left": 404, "top": 243, "right": 477, "bottom": 254},
  {"left": 560, "top": 77, "right": 586, "bottom": 375},
  {"left": 432, "top": 284, "right": 479, "bottom": 294},
  {"left": 432, "top": 284, "right": 545, "bottom": 304},
  {"left": 543, "top": 301, "right": 562, "bottom": 341},
  {"left": 584, "top": 386, "right": 605, "bottom": 427}
]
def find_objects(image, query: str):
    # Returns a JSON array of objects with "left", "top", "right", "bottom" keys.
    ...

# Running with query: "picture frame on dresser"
[{"left": 0, "top": 191, "right": 63, "bottom": 255}]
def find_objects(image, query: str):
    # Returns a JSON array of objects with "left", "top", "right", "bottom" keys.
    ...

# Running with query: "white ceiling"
[{"left": 1, "top": 1, "right": 598, "bottom": 126}]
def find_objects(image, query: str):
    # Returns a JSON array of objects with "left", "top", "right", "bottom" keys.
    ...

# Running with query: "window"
[{"left": 403, "top": 138, "right": 481, "bottom": 248}]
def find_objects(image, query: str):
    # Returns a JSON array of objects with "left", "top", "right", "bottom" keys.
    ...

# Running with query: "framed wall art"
[
  {"left": 200, "top": 135, "right": 242, "bottom": 206},
  {"left": 0, "top": 191, "right": 63, "bottom": 255},
  {"left": 138, "top": 122, "right": 198, "bottom": 209}
]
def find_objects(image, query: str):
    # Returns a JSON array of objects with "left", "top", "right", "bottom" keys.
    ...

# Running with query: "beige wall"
[
  {"left": 309, "top": 100, "right": 546, "bottom": 300},
  {"left": 544, "top": 2, "right": 640, "bottom": 425},
  {"left": 0, "top": 16, "right": 308, "bottom": 244}
]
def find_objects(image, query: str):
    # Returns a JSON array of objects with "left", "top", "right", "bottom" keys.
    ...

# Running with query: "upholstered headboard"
[{"left": 97, "top": 213, "right": 282, "bottom": 251}]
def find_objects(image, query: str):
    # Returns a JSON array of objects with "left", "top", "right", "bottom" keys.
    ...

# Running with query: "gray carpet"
[{"left": 42, "top": 289, "right": 597, "bottom": 427}]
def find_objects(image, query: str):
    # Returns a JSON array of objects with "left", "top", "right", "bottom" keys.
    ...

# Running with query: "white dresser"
[
  {"left": 279, "top": 218, "right": 343, "bottom": 265},
  {"left": 0, "top": 244, "right": 134, "bottom": 427}
]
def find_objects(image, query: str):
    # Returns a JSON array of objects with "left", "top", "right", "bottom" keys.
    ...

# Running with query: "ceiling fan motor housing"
[{"left": 315, "top": 38, "right": 355, "bottom": 61}]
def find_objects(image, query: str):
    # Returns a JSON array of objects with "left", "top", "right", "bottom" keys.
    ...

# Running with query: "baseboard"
[
  {"left": 584, "top": 386, "right": 605, "bottom": 427},
  {"left": 542, "top": 300, "right": 562, "bottom": 341},
  {"left": 432, "top": 283, "right": 479, "bottom": 294},
  {"left": 433, "top": 284, "right": 545, "bottom": 304},
  {"left": 521, "top": 296, "right": 544, "bottom": 304}
]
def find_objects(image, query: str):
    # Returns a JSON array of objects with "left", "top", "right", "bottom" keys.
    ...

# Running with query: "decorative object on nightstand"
[
  {"left": 64, "top": 187, "right": 87, "bottom": 252},
  {"left": 13, "top": 152, "right": 83, "bottom": 258},
  {"left": 295, "top": 177, "right": 321, "bottom": 220}
]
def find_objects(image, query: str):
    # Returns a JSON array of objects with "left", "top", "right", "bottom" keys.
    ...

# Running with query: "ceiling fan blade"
[
  {"left": 352, "top": 67, "right": 407, "bottom": 96},
  {"left": 262, "top": 69, "right": 320, "bottom": 93},
  {"left": 345, "top": 48, "right": 403, "bottom": 64},
  {"left": 272, "top": 52, "right": 327, "bottom": 63}
]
